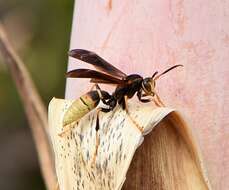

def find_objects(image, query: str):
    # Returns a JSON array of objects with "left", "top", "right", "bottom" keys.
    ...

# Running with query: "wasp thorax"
[{"left": 142, "top": 78, "right": 156, "bottom": 96}]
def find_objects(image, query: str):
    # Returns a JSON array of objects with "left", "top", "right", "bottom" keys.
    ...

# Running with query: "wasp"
[
  {"left": 66, "top": 49, "right": 182, "bottom": 119},
  {"left": 60, "top": 49, "right": 183, "bottom": 164}
]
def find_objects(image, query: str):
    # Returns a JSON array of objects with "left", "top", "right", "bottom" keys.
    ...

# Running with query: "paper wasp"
[
  {"left": 66, "top": 49, "right": 183, "bottom": 116},
  {"left": 60, "top": 49, "right": 183, "bottom": 164}
]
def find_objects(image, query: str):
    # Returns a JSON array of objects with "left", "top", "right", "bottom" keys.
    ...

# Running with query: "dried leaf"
[{"left": 48, "top": 98, "right": 211, "bottom": 190}]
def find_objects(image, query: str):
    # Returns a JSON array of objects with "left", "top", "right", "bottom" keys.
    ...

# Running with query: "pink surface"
[{"left": 66, "top": 1, "right": 229, "bottom": 189}]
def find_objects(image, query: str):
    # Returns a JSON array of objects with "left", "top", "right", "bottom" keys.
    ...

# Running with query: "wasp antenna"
[
  {"left": 152, "top": 71, "right": 159, "bottom": 79},
  {"left": 154, "top": 64, "right": 183, "bottom": 80}
]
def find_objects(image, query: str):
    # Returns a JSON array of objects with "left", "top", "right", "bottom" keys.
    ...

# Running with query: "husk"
[{"left": 48, "top": 98, "right": 211, "bottom": 190}]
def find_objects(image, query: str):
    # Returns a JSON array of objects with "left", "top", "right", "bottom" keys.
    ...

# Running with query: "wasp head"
[
  {"left": 141, "top": 64, "right": 183, "bottom": 97},
  {"left": 142, "top": 77, "right": 156, "bottom": 96}
]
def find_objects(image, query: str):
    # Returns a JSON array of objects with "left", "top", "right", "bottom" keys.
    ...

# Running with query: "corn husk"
[{"left": 48, "top": 98, "right": 211, "bottom": 190}]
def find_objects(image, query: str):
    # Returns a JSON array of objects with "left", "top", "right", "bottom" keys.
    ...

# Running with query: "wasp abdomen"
[{"left": 63, "top": 91, "right": 100, "bottom": 126}]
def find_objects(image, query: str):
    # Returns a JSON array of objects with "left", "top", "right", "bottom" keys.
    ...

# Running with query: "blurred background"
[{"left": 0, "top": 0, "right": 73, "bottom": 189}]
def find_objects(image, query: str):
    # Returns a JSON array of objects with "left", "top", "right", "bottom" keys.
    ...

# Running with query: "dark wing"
[
  {"left": 66, "top": 69, "right": 124, "bottom": 84},
  {"left": 68, "top": 49, "right": 127, "bottom": 79},
  {"left": 90, "top": 78, "right": 120, "bottom": 84}
]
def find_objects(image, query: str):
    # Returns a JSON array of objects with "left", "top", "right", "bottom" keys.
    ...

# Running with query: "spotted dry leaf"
[{"left": 48, "top": 98, "right": 173, "bottom": 190}]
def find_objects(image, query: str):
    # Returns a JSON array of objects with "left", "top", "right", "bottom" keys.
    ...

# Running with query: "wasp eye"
[
  {"left": 142, "top": 78, "right": 153, "bottom": 94},
  {"left": 143, "top": 81, "right": 151, "bottom": 91}
]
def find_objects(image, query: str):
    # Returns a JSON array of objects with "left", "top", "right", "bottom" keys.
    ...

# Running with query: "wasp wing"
[
  {"left": 69, "top": 49, "right": 127, "bottom": 79},
  {"left": 89, "top": 78, "right": 121, "bottom": 84},
  {"left": 66, "top": 69, "right": 124, "bottom": 84}
]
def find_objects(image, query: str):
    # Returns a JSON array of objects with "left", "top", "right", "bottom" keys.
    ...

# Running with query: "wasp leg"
[
  {"left": 94, "top": 83, "right": 101, "bottom": 90},
  {"left": 153, "top": 91, "right": 165, "bottom": 107},
  {"left": 94, "top": 84, "right": 113, "bottom": 107},
  {"left": 105, "top": 97, "right": 117, "bottom": 110},
  {"left": 122, "top": 96, "right": 144, "bottom": 133},
  {"left": 101, "top": 107, "right": 112, "bottom": 112},
  {"left": 139, "top": 90, "right": 165, "bottom": 107},
  {"left": 140, "top": 98, "right": 151, "bottom": 103},
  {"left": 137, "top": 90, "right": 151, "bottom": 103},
  {"left": 118, "top": 96, "right": 126, "bottom": 109},
  {"left": 91, "top": 108, "right": 102, "bottom": 167},
  {"left": 100, "top": 94, "right": 113, "bottom": 107}
]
